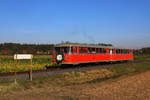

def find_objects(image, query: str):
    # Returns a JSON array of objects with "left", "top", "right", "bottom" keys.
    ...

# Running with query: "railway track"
[{"left": 0, "top": 60, "right": 150, "bottom": 82}]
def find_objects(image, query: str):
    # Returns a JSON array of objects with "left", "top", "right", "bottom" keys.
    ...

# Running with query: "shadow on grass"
[
  {"left": 82, "top": 75, "right": 121, "bottom": 85},
  {"left": 60, "top": 96, "right": 79, "bottom": 100}
]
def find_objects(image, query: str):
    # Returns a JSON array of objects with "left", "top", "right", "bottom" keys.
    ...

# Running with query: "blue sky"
[{"left": 0, "top": 0, "right": 150, "bottom": 48}]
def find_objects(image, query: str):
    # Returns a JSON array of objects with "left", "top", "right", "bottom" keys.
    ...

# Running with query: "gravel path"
[{"left": 1, "top": 70, "right": 150, "bottom": 100}]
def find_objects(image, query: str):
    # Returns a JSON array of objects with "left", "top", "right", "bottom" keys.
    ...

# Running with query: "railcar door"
[{"left": 109, "top": 49, "right": 113, "bottom": 61}]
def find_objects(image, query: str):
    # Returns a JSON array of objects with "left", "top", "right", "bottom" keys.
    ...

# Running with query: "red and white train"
[{"left": 52, "top": 43, "right": 133, "bottom": 65}]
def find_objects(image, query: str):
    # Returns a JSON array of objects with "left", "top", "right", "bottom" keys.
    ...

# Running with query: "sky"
[{"left": 0, "top": 0, "right": 150, "bottom": 48}]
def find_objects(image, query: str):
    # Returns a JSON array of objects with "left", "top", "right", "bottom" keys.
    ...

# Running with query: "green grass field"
[{"left": 134, "top": 55, "right": 150, "bottom": 61}]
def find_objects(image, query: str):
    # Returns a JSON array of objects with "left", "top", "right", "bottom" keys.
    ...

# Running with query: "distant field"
[
  {"left": 0, "top": 55, "right": 52, "bottom": 73},
  {"left": 134, "top": 55, "right": 150, "bottom": 61}
]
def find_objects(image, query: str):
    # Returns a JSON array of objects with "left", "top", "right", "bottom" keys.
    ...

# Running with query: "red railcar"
[{"left": 52, "top": 43, "right": 133, "bottom": 65}]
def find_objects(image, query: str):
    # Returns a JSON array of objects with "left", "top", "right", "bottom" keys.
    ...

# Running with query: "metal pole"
[
  {"left": 30, "top": 55, "right": 33, "bottom": 81},
  {"left": 14, "top": 54, "right": 17, "bottom": 84}
]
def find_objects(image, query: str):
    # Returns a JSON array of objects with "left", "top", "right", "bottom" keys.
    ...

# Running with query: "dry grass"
[
  {"left": 62, "top": 69, "right": 115, "bottom": 84},
  {"left": 1, "top": 69, "right": 150, "bottom": 100}
]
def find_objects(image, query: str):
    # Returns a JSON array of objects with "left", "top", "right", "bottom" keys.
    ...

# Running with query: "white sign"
[{"left": 14, "top": 54, "right": 33, "bottom": 60}]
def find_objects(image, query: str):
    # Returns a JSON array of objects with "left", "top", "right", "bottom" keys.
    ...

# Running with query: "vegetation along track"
[{"left": 0, "top": 59, "right": 150, "bottom": 82}]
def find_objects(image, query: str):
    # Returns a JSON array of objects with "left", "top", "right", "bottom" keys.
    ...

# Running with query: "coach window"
[
  {"left": 129, "top": 50, "right": 131, "bottom": 54},
  {"left": 120, "top": 49, "right": 123, "bottom": 54},
  {"left": 88, "top": 48, "right": 91, "bottom": 54},
  {"left": 124, "top": 50, "right": 126, "bottom": 54},
  {"left": 117, "top": 49, "right": 121, "bottom": 54},
  {"left": 96, "top": 48, "right": 99, "bottom": 54},
  {"left": 122, "top": 49, "right": 124, "bottom": 54},
  {"left": 116, "top": 49, "right": 119, "bottom": 54},
  {"left": 61, "top": 47, "right": 68, "bottom": 54},
  {"left": 79, "top": 47, "right": 88, "bottom": 54},
  {"left": 117, "top": 49, "right": 119, "bottom": 54},
  {"left": 55, "top": 47, "right": 61, "bottom": 54},
  {"left": 121, "top": 49, "right": 123, "bottom": 54},
  {"left": 100, "top": 48, "right": 103, "bottom": 54},
  {"left": 123, "top": 50, "right": 126, "bottom": 54},
  {"left": 128, "top": 50, "right": 130, "bottom": 54},
  {"left": 103, "top": 48, "right": 106, "bottom": 54},
  {"left": 92, "top": 48, "right": 96, "bottom": 53},
  {"left": 126, "top": 49, "right": 128, "bottom": 54},
  {"left": 120, "top": 49, "right": 122, "bottom": 54},
  {"left": 73, "top": 47, "right": 78, "bottom": 54}
]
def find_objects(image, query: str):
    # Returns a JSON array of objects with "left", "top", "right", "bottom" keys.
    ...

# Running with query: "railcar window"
[
  {"left": 55, "top": 47, "right": 61, "bottom": 54},
  {"left": 116, "top": 49, "right": 119, "bottom": 54},
  {"left": 62, "top": 47, "right": 68, "bottom": 54},
  {"left": 125, "top": 50, "right": 127, "bottom": 54},
  {"left": 92, "top": 48, "right": 96, "bottom": 53},
  {"left": 116, "top": 49, "right": 122, "bottom": 54},
  {"left": 128, "top": 50, "right": 130, "bottom": 54},
  {"left": 55, "top": 47, "right": 69, "bottom": 54},
  {"left": 123, "top": 49, "right": 126, "bottom": 54},
  {"left": 100, "top": 48, "right": 103, "bottom": 53},
  {"left": 122, "top": 49, "right": 124, "bottom": 54},
  {"left": 116, "top": 49, "right": 131, "bottom": 54},
  {"left": 79, "top": 47, "right": 88, "bottom": 54},
  {"left": 96, "top": 48, "right": 99, "bottom": 53},
  {"left": 73, "top": 47, "right": 78, "bottom": 53},
  {"left": 121, "top": 49, "right": 123, "bottom": 54},
  {"left": 88, "top": 48, "right": 90, "bottom": 53},
  {"left": 118, "top": 49, "right": 120, "bottom": 54},
  {"left": 103, "top": 48, "right": 106, "bottom": 54}
]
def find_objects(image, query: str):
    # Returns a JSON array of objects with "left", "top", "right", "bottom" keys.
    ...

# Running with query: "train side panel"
[{"left": 60, "top": 54, "right": 133, "bottom": 64}]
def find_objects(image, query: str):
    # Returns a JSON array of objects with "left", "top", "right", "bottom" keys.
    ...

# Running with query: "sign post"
[
  {"left": 30, "top": 55, "right": 33, "bottom": 81},
  {"left": 14, "top": 54, "right": 17, "bottom": 84},
  {"left": 14, "top": 54, "right": 33, "bottom": 83}
]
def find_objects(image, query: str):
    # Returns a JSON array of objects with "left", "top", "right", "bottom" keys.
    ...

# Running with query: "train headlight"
[{"left": 57, "top": 55, "right": 63, "bottom": 61}]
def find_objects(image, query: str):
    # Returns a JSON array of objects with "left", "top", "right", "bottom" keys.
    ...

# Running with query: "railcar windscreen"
[
  {"left": 55, "top": 47, "right": 68, "bottom": 54},
  {"left": 55, "top": 47, "right": 73, "bottom": 54}
]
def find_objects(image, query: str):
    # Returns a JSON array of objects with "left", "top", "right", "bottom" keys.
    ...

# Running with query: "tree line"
[
  {"left": 134, "top": 47, "right": 150, "bottom": 55},
  {"left": 0, "top": 43, "right": 54, "bottom": 55}
]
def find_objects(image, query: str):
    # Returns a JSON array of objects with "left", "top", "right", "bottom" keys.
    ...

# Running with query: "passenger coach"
[{"left": 51, "top": 43, "right": 133, "bottom": 65}]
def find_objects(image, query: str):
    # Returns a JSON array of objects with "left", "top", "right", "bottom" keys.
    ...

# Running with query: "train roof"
[{"left": 55, "top": 43, "right": 132, "bottom": 49}]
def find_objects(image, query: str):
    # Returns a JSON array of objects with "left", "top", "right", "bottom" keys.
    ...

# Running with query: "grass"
[
  {"left": 0, "top": 55, "right": 150, "bottom": 94},
  {"left": 1, "top": 61, "right": 150, "bottom": 94}
]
